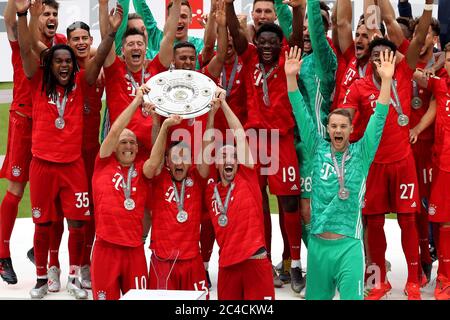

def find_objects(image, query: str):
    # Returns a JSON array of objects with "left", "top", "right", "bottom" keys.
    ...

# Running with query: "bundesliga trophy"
[{"left": 144, "top": 69, "right": 217, "bottom": 118}]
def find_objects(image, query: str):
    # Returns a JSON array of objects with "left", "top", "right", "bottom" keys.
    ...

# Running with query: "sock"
[
  {"left": 200, "top": 218, "right": 215, "bottom": 263},
  {"left": 68, "top": 226, "right": 85, "bottom": 272},
  {"left": 366, "top": 214, "right": 387, "bottom": 286},
  {"left": 81, "top": 218, "right": 95, "bottom": 266},
  {"left": 0, "top": 191, "right": 21, "bottom": 258},
  {"left": 263, "top": 209, "right": 272, "bottom": 259},
  {"left": 283, "top": 211, "right": 302, "bottom": 260},
  {"left": 417, "top": 209, "right": 432, "bottom": 264},
  {"left": 277, "top": 199, "right": 290, "bottom": 261},
  {"left": 302, "top": 223, "right": 311, "bottom": 247},
  {"left": 34, "top": 224, "right": 51, "bottom": 277},
  {"left": 397, "top": 214, "right": 420, "bottom": 284},
  {"left": 431, "top": 222, "right": 444, "bottom": 278},
  {"left": 48, "top": 219, "right": 64, "bottom": 268},
  {"left": 291, "top": 259, "right": 301, "bottom": 269},
  {"left": 439, "top": 226, "right": 450, "bottom": 280}
]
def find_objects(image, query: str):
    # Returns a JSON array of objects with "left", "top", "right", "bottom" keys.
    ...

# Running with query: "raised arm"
[
  {"left": 405, "top": 0, "right": 434, "bottom": 70},
  {"left": 16, "top": 0, "right": 38, "bottom": 78},
  {"left": 201, "top": 0, "right": 218, "bottom": 66},
  {"left": 219, "top": 88, "right": 255, "bottom": 168},
  {"left": 100, "top": 85, "right": 151, "bottom": 158},
  {"left": 379, "top": 0, "right": 405, "bottom": 47},
  {"left": 364, "top": 0, "right": 383, "bottom": 39},
  {"left": 285, "top": 46, "right": 320, "bottom": 154},
  {"left": 4, "top": 0, "right": 18, "bottom": 41},
  {"left": 287, "top": 0, "right": 305, "bottom": 48},
  {"left": 99, "top": 0, "right": 117, "bottom": 68},
  {"left": 225, "top": 0, "right": 248, "bottom": 55},
  {"left": 133, "top": 0, "right": 163, "bottom": 53},
  {"left": 336, "top": 0, "right": 354, "bottom": 54},
  {"left": 274, "top": 0, "right": 293, "bottom": 40},
  {"left": 359, "top": 49, "right": 395, "bottom": 164},
  {"left": 398, "top": 0, "right": 413, "bottom": 18},
  {"left": 204, "top": 0, "right": 227, "bottom": 78},
  {"left": 85, "top": 4, "right": 123, "bottom": 85},
  {"left": 113, "top": 0, "right": 131, "bottom": 56},
  {"left": 143, "top": 115, "right": 183, "bottom": 179},
  {"left": 28, "top": 0, "right": 51, "bottom": 57},
  {"left": 158, "top": 0, "right": 181, "bottom": 67}
]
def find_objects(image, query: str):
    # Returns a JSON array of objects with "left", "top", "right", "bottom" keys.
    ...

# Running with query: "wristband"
[
  {"left": 424, "top": 4, "right": 433, "bottom": 11},
  {"left": 17, "top": 11, "right": 28, "bottom": 17},
  {"left": 108, "top": 31, "right": 117, "bottom": 38}
]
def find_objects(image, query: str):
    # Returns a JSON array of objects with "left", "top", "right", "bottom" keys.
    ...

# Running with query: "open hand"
[
  {"left": 15, "top": 0, "right": 31, "bottom": 14},
  {"left": 164, "top": 114, "right": 183, "bottom": 127},
  {"left": 376, "top": 49, "right": 396, "bottom": 81},
  {"left": 109, "top": 4, "right": 124, "bottom": 32},
  {"left": 284, "top": 46, "right": 302, "bottom": 77}
]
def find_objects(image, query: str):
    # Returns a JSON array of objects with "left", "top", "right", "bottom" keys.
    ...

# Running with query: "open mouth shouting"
[
  {"left": 355, "top": 44, "right": 366, "bottom": 57},
  {"left": 131, "top": 52, "right": 142, "bottom": 63}
]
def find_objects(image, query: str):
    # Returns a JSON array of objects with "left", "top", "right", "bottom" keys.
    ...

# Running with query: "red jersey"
[
  {"left": 150, "top": 167, "right": 206, "bottom": 260},
  {"left": 242, "top": 43, "right": 295, "bottom": 136},
  {"left": 410, "top": 60, "right": 435, "bottom": 141},
  {"left": 205, "top": 166, "right": 265, "bottom": 267},
  {"left": 82, "top": 82, "right": 104, "bottom": 151},
  {"left": 342, "top": 59, "right": 414, "bottom": 163},
  {"left": 30, "top": 68, "right": 86, "bottom": 163},
  {"left": 215, "top": 54, "right": 248, "bottom": 133},
  {"left": 104, "top": 56, "right": 167, "bottom": 153},
  {"left": 428, "top": 75, "right": 450, "bottom": 172},
  {"left": 9, "top": 40, "right": 32, "bottom": 117},
  {"left": 92, "top": 155, "right": 148, "bottom": 247},
  {"left": 331, "top": 47, "right": 351, "bottom": 111}
]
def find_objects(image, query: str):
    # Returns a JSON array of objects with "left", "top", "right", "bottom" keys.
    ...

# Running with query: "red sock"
[
  {"left": 34, "top": 224, "right": 51, "bottom": 277},
  {"left": 0, "top": 191, "right": 21, "bottom": 258},
  {"left": 398, "top": 214, "right": 420, "bottom": 284},
  {"left": 200, "top": 217, "right": 215, "bottom": 263},
  {"left": 439, "top": 226, "right": 450, "bottom": 280},
  {"left": 366, "top": 214, "right": 387, "bottom": 285},
  {"left": 81, "top": 218, "right": 95, "bottom": 266},
  {"left": 283, "top": 211, "right": 302, "bottom": 261},
  {"left": 417, "top": 209, "right": 432, "bottom": 264},
  {"left": 68, "top": 226, "right": 85, "bottom": 272},
  {"left": 48, "top": 219, "right": 64, "bottom": 268},
  {"left": 431, "top": 223, "right": 445, "bottom": 278},
  {"left": 278, "top": 199, "right": 290, "bottom": 261}
]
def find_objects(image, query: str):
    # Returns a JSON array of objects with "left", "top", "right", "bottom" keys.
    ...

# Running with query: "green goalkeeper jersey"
[{"left": 288, "top": 90, "right": 388, "bottom": 240}]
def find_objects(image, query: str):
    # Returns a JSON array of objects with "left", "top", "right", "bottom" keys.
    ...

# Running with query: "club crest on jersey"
[
  {"left": 32, "top": 207, "right": 42, "bottom": 219},
  {"left": 185, "top": 177, "right": 193, "bottom": 187},
  {"left": 11, "top": 166, "right": 22, "bottom": 177},
  {"left": 97, "top": 290, "right": 107, "bottom": 300},
  {"left": 428, "top": 204, "right": 436, "bottom": 215}
]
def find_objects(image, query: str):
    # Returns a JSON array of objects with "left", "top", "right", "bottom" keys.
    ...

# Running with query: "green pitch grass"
[{"left": 0, "top": 82, "right": 13, "bottom": 90}]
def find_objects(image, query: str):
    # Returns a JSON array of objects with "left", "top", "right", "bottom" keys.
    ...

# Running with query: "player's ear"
[{"left": 350, "top": 124, "right": 354, "bottom": 134}]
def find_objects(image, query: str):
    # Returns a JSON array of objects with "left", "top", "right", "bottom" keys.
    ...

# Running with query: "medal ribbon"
[
  {"left": 331, "top": 147, "right": 348, "bottom": 193},
  {"left": 120, "top": 163, "right": 135, "bottom": 201},
  {"left": 172, "top": 179, "right": 186, "bottom": 213},
  {"left": 213, "top": 182, "right": 235, "bottom": 218},
  {"left": 221, "top": 56, "right": 239, "bottom": 97},
  {"left": 358, "top": 63, "right": 368, "bottom": 78},
  {"left": 258, "top": 64, "right": 276, "bottom": 106},
  {"left": 127, "top": 68, "right": 145, "bottom": 89},
  {"left": 55, "top": 91, "right": 68, "bottom": 120},
  {"left": 372, "top": 75, "right": 404, "bottom": 117}
]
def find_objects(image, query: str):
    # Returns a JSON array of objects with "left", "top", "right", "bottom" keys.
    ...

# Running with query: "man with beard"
[
  {"left": 205, "top": 88, "right": 275, "bottom": 300},
  {"left": 144, "top": 90, "right": 220, "bottom": 296},
  {"left": 226, "top": 0, "right": 304, "bottom": 295}
]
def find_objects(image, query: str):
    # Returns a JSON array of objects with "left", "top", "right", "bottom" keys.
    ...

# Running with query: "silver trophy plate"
[{"left": 144, "top": 70, "right": 217, "bottom": 119}]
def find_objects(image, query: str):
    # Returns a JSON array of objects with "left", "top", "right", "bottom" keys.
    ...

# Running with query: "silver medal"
[
  {"left": 263, "top": 94, "right": 270, "bottom": 106},
  {"left": 218, "top": 214, "right": 228, "bottom": 227},
  {"left": 177, "top": 210, "right": 188, "bottom": 223},
  {"left": 397, "top": 114, "right": 409, "bottom": 127},
  {"left": 124, "top": 198, "right": 135, "bottom": 210},
  {"left": 55, "top": 117, "right": 65, "bottom": 129},
  {"left": 411, "top": 97, "right": 423, "bottom": 110},
  {"left": 338, "top": 188, "right": 350, "bottom": 200}
]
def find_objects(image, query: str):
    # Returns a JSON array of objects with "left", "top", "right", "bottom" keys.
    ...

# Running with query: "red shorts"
[
  {"left": 363, "top": 153, "right": 419, "bottom": 215},
  {"left": 91, "top": 239, "right": 148, "bottom": 300},
  {"left": 218, "top": 257, "right": 275, "bottom": 300},
  {"left": 428, "top": 168, "right": 450, "bottom": 223},
  {"left": 29, "top": 157, "right": 91, "bottom": 223},
  {"left": 0, "top": 111, "right": 32, "bottom": 182},
  {"left": 149, "top": 253, "right": 209, "bottom": 297},
  {"left": 252, "top": 131, "right": 300, "bottom": 196},
  {"left": 411, "top": 139, "right": 433, "bottom": 202}
]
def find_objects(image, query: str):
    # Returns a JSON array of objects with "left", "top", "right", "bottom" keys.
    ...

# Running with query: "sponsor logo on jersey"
[
  {"left": 428, "top": 204, "right": 436, "bottom": 215},
  {"left": 320, "top": 162, "right": 335, "bottom": 180},
  {"left": 32, "top": 207, "right": 42, "bottom": 219},
  {"left": 11, "top": 166, "right": 21, "bottom": 177}
]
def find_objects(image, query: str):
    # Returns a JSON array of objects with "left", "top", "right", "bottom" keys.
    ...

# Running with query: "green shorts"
[
  {"left": 306, "top": 235, "right": 365, "bottom": 300},
  {"left": 296, "top": 141, "right": 312, "bottom": 199}
]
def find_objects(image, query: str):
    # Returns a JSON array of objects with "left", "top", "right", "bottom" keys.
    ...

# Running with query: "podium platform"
[{"left": 120, "top": 289, "right": 207, "bottom": 300}]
